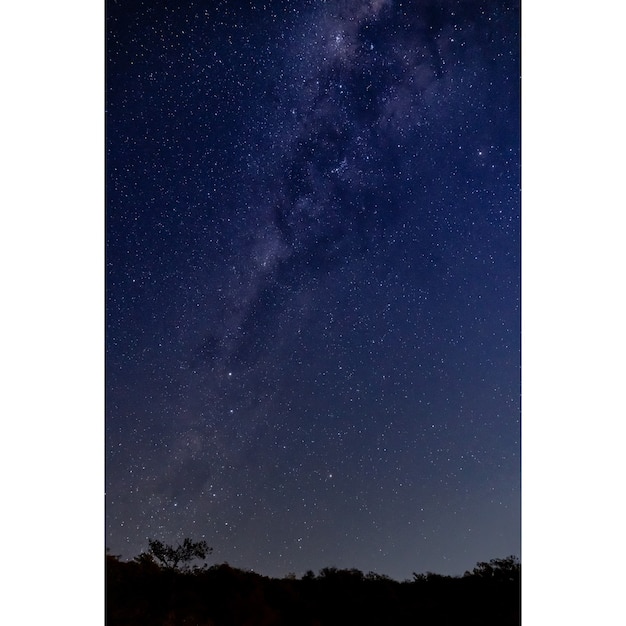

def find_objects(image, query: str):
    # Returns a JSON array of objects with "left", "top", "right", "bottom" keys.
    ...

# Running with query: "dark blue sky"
[{"left": 106, "top": 0, "right": 520, "bottom": 579}]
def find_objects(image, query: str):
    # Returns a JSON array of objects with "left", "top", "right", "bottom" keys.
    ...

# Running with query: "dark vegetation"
[{"left": 107, "top": 540, "right": 520, "bottom": 626}]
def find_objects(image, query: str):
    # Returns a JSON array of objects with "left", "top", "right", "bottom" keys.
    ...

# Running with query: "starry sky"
[{"left": 106, "top": 0, "right": 520, "bottom": 580}]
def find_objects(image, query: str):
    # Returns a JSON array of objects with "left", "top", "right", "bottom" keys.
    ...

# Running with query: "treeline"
[{"left": 107, "top": 549, "right": 520, "bottom": 626}]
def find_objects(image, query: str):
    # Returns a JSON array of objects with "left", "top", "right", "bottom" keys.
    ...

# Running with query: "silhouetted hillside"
[{"left": 106, "top": 551, "right": 520, "bottom": 626}]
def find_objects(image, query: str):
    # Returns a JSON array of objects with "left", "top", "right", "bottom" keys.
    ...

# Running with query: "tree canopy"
[{"left": 137, "top": 538, "right": 212, "bottom": 571}]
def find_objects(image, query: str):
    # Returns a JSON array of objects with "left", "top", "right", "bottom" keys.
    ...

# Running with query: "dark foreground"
[{"left": 107, "top": 555, "right": 520, "bottom": 626}]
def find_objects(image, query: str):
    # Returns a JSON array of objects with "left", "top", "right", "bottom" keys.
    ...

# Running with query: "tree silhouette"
[
  {"left": 108, "top": 551, "right": 521, "bottom": 626},
  {"left": 464, "top": 555, "right": 520, "bottom": 581},
  {"left": 140, "top": 538, "right": 212, "bottom": 571}
]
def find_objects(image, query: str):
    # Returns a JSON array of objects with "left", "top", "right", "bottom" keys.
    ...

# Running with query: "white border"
[{"left": 1, "top": 2, "right": 104, "bottom": 624}]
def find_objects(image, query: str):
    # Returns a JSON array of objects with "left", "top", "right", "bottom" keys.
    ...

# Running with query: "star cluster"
[{"left": 106, "top": 0, "right": 520, "bottom": 580}]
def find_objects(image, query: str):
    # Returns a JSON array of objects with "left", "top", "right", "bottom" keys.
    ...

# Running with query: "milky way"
[{"left": 107, "top": 0, "right": 520, "bottom": 579}]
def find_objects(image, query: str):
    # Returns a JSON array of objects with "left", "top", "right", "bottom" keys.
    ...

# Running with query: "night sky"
[{"left": 106, "top": 0, "right": 520, "bottom": 580}]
